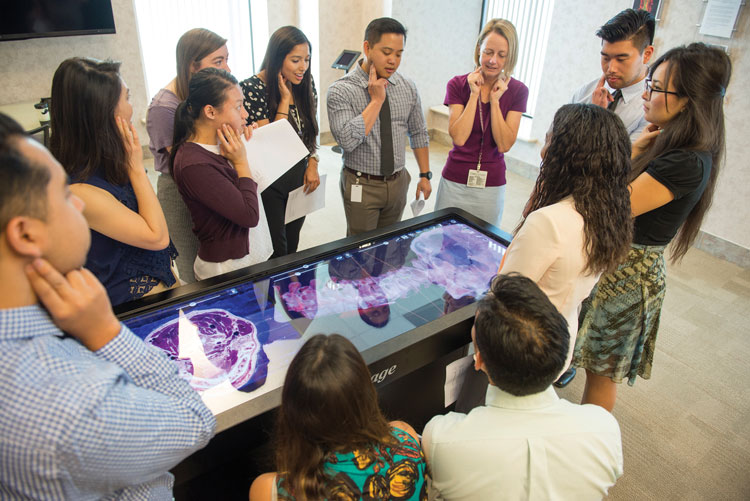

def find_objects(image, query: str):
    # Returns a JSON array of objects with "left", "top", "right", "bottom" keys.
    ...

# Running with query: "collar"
[
  {"left": 485, "top": 384, "right": 560, "bottom": 410},
  {"left": 607, "top": 76, "right": 645, "bottom": 104},
  {"left": 195, "top": 142, "right": 220, "bottom": 154},
  {"left": 0, "top": 304, "right": 64, "bottom": 342},
  {"left": 353, "top": 59, "right": 399, "bottom": 88}
]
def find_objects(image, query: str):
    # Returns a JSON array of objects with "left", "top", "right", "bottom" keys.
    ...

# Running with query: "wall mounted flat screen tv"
[{"left": 0, "top": 0, "right": 116, "bottom": 41}]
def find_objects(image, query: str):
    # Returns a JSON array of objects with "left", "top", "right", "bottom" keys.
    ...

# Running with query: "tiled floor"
[{"left": 147, "top": 141, "right": 750, "bottom": 500}]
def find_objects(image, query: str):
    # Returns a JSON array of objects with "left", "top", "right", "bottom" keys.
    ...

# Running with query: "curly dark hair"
[
  {"left": 518, "top": 103, "right": 633, "bottom": 274},
  {"left": 631, "top": 43, "right": 732, "bottom": 262}
]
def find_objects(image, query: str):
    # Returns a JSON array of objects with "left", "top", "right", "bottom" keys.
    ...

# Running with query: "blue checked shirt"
[
  {"left": 327, "top": 62, "right": 430, "bottom": 175},
  {"left": 0, "top": 305, "right": 216, "bottom": 500}
]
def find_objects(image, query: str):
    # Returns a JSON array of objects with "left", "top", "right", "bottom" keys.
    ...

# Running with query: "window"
[
  {"left": 133, "top": 0, "right": 258, "bottom": 100},
  {"left": 482, "top": 0, "right": 554, "bottom": 139}
]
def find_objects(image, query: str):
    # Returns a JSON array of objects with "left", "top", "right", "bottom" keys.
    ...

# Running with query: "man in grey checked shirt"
[
  {"left": 327, "top": 17, "right": 432, "bottom": 236},
  {"left": 0, "top": 114, "right": 216, "bottom": 500}
]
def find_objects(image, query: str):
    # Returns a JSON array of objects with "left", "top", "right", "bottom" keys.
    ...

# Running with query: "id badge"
[
  {"left": 467, "top": 169, "right": 487, "bottom": 189},
  {"left": 351, "top": 183, "right": 363, "bottom": 203}
]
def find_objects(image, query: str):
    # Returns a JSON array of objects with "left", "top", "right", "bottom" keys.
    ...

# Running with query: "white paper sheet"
[
  {"left": 699, "top": 0, "right": 742, "bottom": 38},
  {"left": 410, "top": 193, "right": 425, "bottom": 217},
  {"left": 444, "top": 354, "right": 474, "bottom": 407},
  {"left": 244, "top": 120, "right": 309, "bottom": 192},
  {"left": 284, "top": 174, "right": 327, "bottom": 224}
]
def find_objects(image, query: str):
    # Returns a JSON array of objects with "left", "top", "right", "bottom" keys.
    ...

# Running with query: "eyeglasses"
[{"left": 644, "top": 79, "right": 681, "bottom": 100}]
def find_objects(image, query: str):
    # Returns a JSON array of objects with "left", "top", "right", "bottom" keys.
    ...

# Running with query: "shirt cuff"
[
  {"left": 409, "top": 133, "right": 430, "bottom": 150},
  {"left": 334, "top": 114, "right": 366, "bottom": 150}
]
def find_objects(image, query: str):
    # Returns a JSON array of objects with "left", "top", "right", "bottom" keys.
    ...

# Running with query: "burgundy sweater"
[{"left": 173, "top": 142, "right": 260, "bottom": 262}]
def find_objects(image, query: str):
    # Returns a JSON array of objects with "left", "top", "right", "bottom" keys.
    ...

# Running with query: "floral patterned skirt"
[{"left": 573, "top": 244, "right": 667, "bottom": 386}]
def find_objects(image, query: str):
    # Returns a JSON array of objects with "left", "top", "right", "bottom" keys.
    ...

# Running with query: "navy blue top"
[{"left": 80, "top": 172, "right": 177, "bottom": 306}]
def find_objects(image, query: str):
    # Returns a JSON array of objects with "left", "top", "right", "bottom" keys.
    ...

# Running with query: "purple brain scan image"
[
  {"left": 144, "top": 308, "right": 269, "bottom": 393},
  {"left": 277, "top": 223, "right": 504, "bottom": 320},
  {"left": 123, "top": 219, "right": 507, "bottom": 410},
  {"left": 410, "top": 223, "right": 502, "bottom": 299}
]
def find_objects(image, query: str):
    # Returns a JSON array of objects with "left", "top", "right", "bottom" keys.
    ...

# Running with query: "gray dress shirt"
[{"left": 327, "top": 62, "right": 429, "bottom": 175}]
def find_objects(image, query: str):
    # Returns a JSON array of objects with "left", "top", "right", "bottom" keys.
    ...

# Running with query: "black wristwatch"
[{"left": 419, "top": 171, "right": 432, "bottom": 180}]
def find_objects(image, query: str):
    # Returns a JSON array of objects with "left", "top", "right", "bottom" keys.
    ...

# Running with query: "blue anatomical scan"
[{"left": 122, "top": 219, "right": 507, "bottom": 414}]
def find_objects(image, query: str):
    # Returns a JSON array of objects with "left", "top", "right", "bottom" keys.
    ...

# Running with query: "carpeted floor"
[
  {"left": 146, "top": 141, "right": 750, "bottom": 499},
  {"left": 304, "top": 143, "right": 750, "bottom": 501}
]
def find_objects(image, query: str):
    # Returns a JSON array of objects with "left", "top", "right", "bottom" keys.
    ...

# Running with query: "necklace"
[{"left": 290, "top": 105, "right": 303, "bottom": 137}]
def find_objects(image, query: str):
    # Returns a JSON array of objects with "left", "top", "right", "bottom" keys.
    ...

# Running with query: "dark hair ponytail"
[{"left": 169, "top": 67, "right": 238, "bottom": 175}]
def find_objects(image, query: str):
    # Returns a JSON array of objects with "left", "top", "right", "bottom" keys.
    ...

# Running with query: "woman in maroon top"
[
  {"left": 147, "top": 28, "right": 229, "bottom": 284},
  {"left": 170, "top": 68, "right": 261, "bottom": 280},
  {"left": 434, "top": 18, "right": 528, "bottom": 228}
]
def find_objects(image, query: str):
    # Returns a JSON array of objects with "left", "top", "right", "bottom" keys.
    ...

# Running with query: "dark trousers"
[{"left": 262, "top": 159, "right": 306, "bottom": 258}]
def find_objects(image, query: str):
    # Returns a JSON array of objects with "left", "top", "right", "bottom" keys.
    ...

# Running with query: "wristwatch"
[
  {"left": 419, "top": 171, "right": 432, "bottom": 180},
  {"left": 309, "top": 152, "right": 320, "bottom": 162}
]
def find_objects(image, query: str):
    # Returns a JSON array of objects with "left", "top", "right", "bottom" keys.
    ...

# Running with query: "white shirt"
[
  {"left": 423, "top": 385, "right": 623, "bottom": 501},
  {"left": 572, "top": 76, "right": 647, "bottom": 141},
  {"left": 501, "top": 197, "right": 600, "bottom": 369}
]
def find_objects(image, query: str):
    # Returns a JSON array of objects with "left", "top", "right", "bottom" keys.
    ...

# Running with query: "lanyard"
[{"left": 476, "top": 98, "right": 489, "bottom": 170}]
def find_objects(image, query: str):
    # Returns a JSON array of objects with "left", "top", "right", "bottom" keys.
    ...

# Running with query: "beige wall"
[
  {"left": 0, "top": 0, "right": 149, "bottom": 140},
  {"left": 652, "top": 0, "right": 750, "bottom": 249},
  {"left": 2, "top": 0, "right": 747, "bottom": 251},
  {"left": 316, "top": 0, "right": 372, "bottom": 134}
]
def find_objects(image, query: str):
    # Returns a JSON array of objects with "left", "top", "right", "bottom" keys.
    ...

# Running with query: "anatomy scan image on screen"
[{"left": 123, "top": 220, "right": 506, "bottom": 415}]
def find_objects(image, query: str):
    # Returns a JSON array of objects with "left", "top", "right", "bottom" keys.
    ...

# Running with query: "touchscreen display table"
[{"left": 119, "top": 212, "right": 509, "bottom": 433}]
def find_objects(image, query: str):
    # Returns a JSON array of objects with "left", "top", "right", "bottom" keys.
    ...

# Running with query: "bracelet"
[{"left": 276, "top": 112, "right": 288, "bottom": 116}]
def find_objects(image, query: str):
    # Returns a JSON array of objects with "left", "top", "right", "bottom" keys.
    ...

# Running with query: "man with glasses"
[{"left": 572, "top": 8, "right": 655, "bottom": 141}]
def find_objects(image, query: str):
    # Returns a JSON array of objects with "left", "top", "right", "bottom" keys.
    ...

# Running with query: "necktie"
[
  {"left": 608, "top": 89, "right": 623, "bottom": 112},
  {"left": 380, "top": 93, "right": 394, "bottom": 177}
]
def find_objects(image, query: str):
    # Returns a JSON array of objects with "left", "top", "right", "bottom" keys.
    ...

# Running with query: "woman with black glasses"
[{"left": 573, "top": 43, "right": 732, "bottom": 411}]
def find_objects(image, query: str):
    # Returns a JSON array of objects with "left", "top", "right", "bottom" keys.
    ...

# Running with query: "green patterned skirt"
[{"left": 573, "top": 244, "right": 667, "bottom": 386}]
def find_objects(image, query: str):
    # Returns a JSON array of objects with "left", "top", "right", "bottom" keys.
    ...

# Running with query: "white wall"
[
  {"left": 392, "top": 0, "right": 483, "bottom": 119},
  {"left": 523, "top": 0, "right": 630, "bottom": 165},
  {"left": 512, "top": 0, "right": 750, "bottom": 250},
  {"left": 0, "top": 0, "right": 150, "bottom": 140}
]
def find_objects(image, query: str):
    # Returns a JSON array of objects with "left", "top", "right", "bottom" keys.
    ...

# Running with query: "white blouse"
[{"left": 501, "top": 196, "right": 600, "bottom": 367}]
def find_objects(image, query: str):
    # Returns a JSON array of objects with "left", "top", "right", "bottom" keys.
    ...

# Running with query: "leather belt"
[{"left": 344, "top": 166, "right": 402, "bottom": 181}]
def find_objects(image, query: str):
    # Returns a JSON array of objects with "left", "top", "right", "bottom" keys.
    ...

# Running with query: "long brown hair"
[
  {"left": 631, "top": 43, "right": 732, "bottom": 262},
  {"left": 274, "top": 334, "right": 393, "bottom": 500},
  {"left": 518, "top": 104, "right": 633, "bottom": 274},
  {"left": 49, "top": 57, "right": 128, "bottom": 185},
  {"left": 175, "top": 28, "right": 227, "bottom": 101},
  {"left": 259, "top": 26, "right": 318, "bottom": 152}
]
